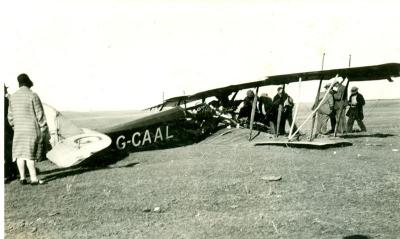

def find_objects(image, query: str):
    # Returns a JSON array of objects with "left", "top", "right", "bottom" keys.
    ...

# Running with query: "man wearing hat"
[
  {"left": 258, "top": 92, "right": 275, "bottom": 133},
  {"left": 272, "top": 86, "right": 297, "bottom": 135},
  {"left": 332, "top": 80, "right": 348, "bottom": 133},
  {"left": 8, "top": 73, "right": 47, "bottom": 185},
  {"left": 314, "top": 83, "right": 335, "bottom": 136},
  {"left": 346, "top": 86, "right": 366, "bottom": 132}
]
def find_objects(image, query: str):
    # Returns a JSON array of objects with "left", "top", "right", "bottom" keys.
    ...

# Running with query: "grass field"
[{"left": 4, "top": 99, "right": 400, "bottom": 239}]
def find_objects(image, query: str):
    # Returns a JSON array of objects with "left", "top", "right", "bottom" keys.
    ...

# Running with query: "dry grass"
[{"left": 4, "top": 99, "right": 400, "bottom": 238}]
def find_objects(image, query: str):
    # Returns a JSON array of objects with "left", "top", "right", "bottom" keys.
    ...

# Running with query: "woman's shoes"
[
  {"left": 19, "top": 179, "right": 28, "bottom": 185},
  {"left": 18, "top": 179, "right": 45, "bottom": 185},
  {"left": 30, "top": 180, "right": 45, "bottom": 185}
]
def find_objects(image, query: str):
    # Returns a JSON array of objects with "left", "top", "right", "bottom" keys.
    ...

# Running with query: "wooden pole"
[
  {"left": 348, "top": 54, "right": 352, "bottom": 68},
  {"left": 275, "top": 84, "right": 285, "bottom": 137},
  {"left": 249, "top": 87, "right": 259, "bottom": 141},
  {"left": 276, "top": 105, "right": 282, "bottom": 137},
  {"left": 309, "top": 53, "right": 326, "bottom": 141},
  {"left": 289, "top": 77, "right": 302, "bottom": 139}
]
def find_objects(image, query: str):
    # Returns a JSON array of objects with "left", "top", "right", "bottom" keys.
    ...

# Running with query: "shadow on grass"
[
  {"left": 40, "top": 151, "right": 139, "bottom": 182},
  {"left": 255, "top": 141, "right": 352, "bottom": 149},
  {"left": 340, "top": 133, "right": 395, "bottom": 139},
  {"left": 343, "top": 235, "right": 371, "bottom": 239},
  {"left": 249, "top": 131, "right": 261, "bottom": 141}
]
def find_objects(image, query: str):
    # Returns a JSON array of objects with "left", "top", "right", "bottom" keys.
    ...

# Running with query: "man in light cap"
[
  {"left": 8, "top": 73, "right": 47, "bottom": 185},
  {"left": 324, "top": 82, "right": 337, "bottom": 133},
  {"left": 346, "top": 86, "right": 366, "bottom": 132},
  {"left": 314, "top": 83, "right": 334, "bottom": 136}
]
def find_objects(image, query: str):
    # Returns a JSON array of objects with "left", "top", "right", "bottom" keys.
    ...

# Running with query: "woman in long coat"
[{"left": 8, "top": 74, "right": 47, "bottom": 185}]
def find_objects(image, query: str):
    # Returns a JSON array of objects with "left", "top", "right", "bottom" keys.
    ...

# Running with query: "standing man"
[
  {"left": 346, "top": 86, "right": 366, "bottom": 132},
  {"left": 332, "top": 80, "right": 348, "bottom": 133},
  {"left": 258, "top": 93, "right": 275, "bottom": 133},
  {"left": 273, "top": 86, "right": 297, "bottom": 135},
  {"left": 4, "top": 85, "right": 18, "bottom": 183},
  {"left": 314, "top": 83, "right": 334, "bottom": 136},
  {"left": 8, "top": 74, "right": 47, "bottom": 185}
]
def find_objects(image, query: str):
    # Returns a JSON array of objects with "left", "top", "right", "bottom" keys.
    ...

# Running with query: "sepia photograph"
[{"left": 2, "top": 0, "right": 400, "bottom": 238}]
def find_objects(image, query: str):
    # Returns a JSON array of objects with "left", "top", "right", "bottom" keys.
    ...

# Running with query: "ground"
[{"left": 4, "top": 99, "right": 400, "bottom": 239}]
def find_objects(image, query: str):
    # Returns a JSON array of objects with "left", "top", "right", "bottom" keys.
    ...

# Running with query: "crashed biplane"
[{"left": 45, "top": 63, "right": 400, "bottom": 167}]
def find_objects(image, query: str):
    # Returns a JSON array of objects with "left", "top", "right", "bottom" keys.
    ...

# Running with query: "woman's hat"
[{"left": 17, "top": 73, "right": 33, "bottom": 88}]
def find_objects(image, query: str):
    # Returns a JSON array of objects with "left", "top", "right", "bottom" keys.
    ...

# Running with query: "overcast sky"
[{"left": 1, "top": 0, "right": 400, "bottom": 111}]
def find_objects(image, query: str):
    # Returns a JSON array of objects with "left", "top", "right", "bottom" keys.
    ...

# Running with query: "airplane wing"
[
  {"left": 143, "top": 95, "right": 190, "bottom": 111},
  {"left": 187, "top": 63, "right": 400, "bottom": 101},
  {"left": 264, "top": 62, "right": 400, "bottom": 84},
  {"left": 144, "top": 62, "right": 400, "bottom": 110},
  {"left": 143, "top": 96, "right": 191, "bottom": 111}
]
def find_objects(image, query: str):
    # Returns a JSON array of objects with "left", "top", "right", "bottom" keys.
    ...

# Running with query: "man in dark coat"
[
  {"left": 4, "top": 84, "right": 18, "bottom": 183},
  {"left": 346, "top": 86, "right": 366, "bottom": 132},
  {"left": 272, "top": 86, "right": 297, "bottom": 135},
  {"left": 258, "top": 93, "right": 275, "bottom": 133}
]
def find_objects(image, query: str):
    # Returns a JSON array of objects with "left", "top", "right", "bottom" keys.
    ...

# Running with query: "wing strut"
[
  {"left": 249, "top": 87, "right": 259, "bottom": 141},
  {"left": 288, "top": 77, "right": 302, "bottom": 139},
  {"left": 309, "top": 53, "right": 326, "bottom": 141},
  {"left": 275, "top": 84, "right": 286, "bottom": 137}
]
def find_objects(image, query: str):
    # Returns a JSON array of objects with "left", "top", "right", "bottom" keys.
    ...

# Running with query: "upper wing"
[
  {"left": 188, "top": 63, "right": 400, "bottom": 101},
  {"left": 146, "top": 62, "right": 400, "bottom": 109},
  {"left": 187, "top": 80, "right": 266, "bottom": 102},
  {"left": 265, "top": 62, "right": 400, "bottom": 84}
]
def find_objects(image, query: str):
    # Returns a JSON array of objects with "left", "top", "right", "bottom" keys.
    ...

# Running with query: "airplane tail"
[{"left": 43, "top": 104, "right": 112, "bottom": 168}]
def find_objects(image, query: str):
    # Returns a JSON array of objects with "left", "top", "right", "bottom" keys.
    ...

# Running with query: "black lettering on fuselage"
[{"left": 114, "top": 125, "right": 174, "bottom": 150}]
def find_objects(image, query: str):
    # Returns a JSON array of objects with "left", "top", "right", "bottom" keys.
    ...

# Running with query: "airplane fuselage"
[{"left": 102, "top": 106, "right": 212, "bottom": 153}]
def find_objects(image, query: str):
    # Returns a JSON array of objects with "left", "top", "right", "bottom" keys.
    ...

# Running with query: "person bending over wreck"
[
  {"left": 258, "top": 93, "right": 275, "bottom": 133},
  {"left": 238, "top": 90, "right": 258, "bottom": 122}
]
